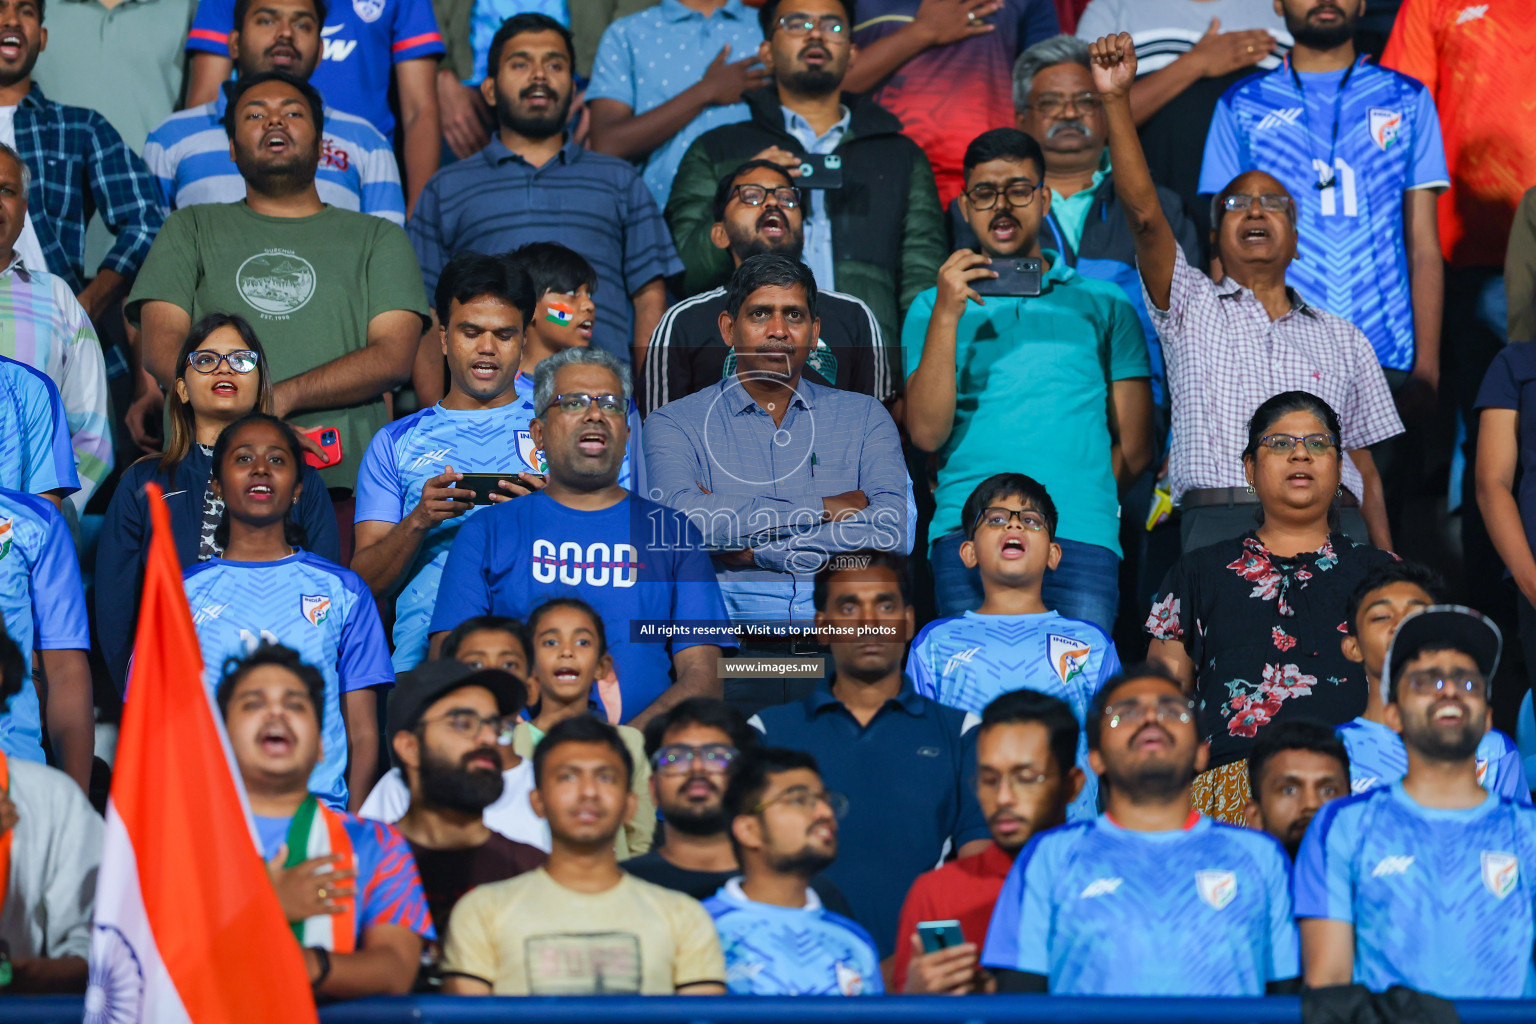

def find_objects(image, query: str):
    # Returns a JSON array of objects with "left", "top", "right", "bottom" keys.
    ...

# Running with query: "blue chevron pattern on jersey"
[
  {"left": 1295, "top": 783, "right": 1536, "bottom": 998},
  {"left": 0, "top": 488, "right": 87, "bottom": 763},
  {"left": 183, "top": 552, "right": 394, "bottom": 808},
  {"left": 1338, "top": 716, "right": 1532, "bottom": 803},
  {"left": 1199, "top": 57, "right": 1448, "bottom": 371},
  {"left": 910, "top": 610, "right": 1121, "bottom": 820},
  {"left": 983, "top": 815, "right": 1299, "bottom": 995},
  {"left": 353, "top": 375, "right": 640, "bottom": 671},
  {"left": 705, "top": 879, "right": 883, "bottom": 996}
]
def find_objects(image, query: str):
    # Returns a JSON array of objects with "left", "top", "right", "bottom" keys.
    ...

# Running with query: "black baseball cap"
[
  {"left": 385, "top": 659, "right": 528, "bottom": 740},
  {"left": 1382, "top": 604, "right": 1503, "bottom": 704}
]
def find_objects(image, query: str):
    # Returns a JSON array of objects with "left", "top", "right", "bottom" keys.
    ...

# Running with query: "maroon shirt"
[{"left": 409, "top": 833, "right": 547, "bottom": 940}]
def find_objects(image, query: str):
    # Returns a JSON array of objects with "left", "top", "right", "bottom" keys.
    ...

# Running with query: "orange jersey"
[{"left": 1383, "top": 0, "right": 1536, "bottom": 266}]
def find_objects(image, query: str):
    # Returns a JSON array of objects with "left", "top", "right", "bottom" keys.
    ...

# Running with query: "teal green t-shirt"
[
  {"left": 1050, "top": 158, "right": 1110, "bottom": 257},
  {"left": 901, "top": 254, "right": 1149, "bottom": 555}
]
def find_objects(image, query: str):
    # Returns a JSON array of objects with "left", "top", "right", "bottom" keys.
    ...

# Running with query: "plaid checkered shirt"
[{"left": 1146, "top": 245, "right": 1403, "bottom": 504}]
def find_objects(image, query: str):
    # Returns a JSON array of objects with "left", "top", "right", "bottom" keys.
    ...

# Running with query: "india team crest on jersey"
[
  {"left": 1048, "top": 634, "right": 1091, "bottom": 686},
  {"left": 352, "top": 0, "right": 384, "bottom": 21},
  {"left": 0, "top": 516, "right": 12, "bottom": 559},
  {"left": 1481, "top": 851, "right": 1519, "bottom": 900},
  {"left": 1368, "top": 108, "right": 1402, "bottom": 151},
  {"left": 515, "top": 430, "right": 547, "bottom": 474},
  {"left": 1196, "top": 870, "right": 1237, "bottom": 910},
  {"left": 834, "top": 961, "right": 865, "bottom": 996},
  {"left": 301, "top": 595, "right": 332, "bottom": 627}
]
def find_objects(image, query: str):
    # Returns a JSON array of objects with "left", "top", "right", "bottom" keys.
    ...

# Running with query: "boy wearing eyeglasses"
[
  {"left": 911, "top": 472, "right": 1119, "bottom": 822},
  {"left": 984, "top": 663, "right": 1300, "bottom": 995},
  {"left": 704, "top": 746, "right": 881, "bottom": 995},
  {"left": 1297, "top": 606, "right": 1536, "bottom": 998},
  {"left": 1338, "top": 561, "right": 1529, "bottom": 802},
  {"left": 904, "top": 127, "right": 1152, "bottom": 630}
]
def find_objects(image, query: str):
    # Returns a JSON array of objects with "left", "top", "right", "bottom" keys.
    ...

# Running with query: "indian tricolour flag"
[
  {"left": 83, "top": 483, "right": 317, "bottom": 1024},
  {"left": 545, "top": 301, "right": 575, "bottom": 326}
]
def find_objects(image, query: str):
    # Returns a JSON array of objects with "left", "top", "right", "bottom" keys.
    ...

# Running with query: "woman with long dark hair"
[
  {"left": 95, "top": 313, "right": 338, "bottom": 693},
  {"left": 182, "top": 412, "right": 392, "bottom": 810},
  {"left": 1145, "top": 392, "right": 1397, "bottom": 823}
]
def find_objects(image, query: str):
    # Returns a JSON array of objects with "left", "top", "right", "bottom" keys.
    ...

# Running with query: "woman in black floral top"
[{"left": 1146, "top": 392, "right": 1396, "bottom": 823}]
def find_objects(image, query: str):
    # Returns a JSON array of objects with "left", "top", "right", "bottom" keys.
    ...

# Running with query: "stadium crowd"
[{"left": 3, "top": 0, "right": 1536, "bottom": 1008}]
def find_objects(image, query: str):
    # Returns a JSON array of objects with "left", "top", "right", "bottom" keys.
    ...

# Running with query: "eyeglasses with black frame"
[
  {"left": 542, "top": 392, "right": 626, "bottom": 417},
  {"left": 776, "top": 12, "right": 847, "bottom": 36},
  {"left": 1401, "top": 670, "right": 1487, "bottom": 699},
  {"left": 1027, "top": 92, "right": 1102, "bottom": 117},
  {"left": 187, "top": 349, "right": 259, "bottom": 374},
  {"left": 1258, "top": 433, "right": 1338, "bottom": 455},
  {"left": 964, "top": 179, "right": 1041, "bottom": 211},
  {"left": 974, "top": 506, "right": 1049, "bottom": 532},
  {"left": 751, "top": 785, "right": 849, "bottom": 820},
  {"left": 417, "top": 709, "right": 509, "bottom": 738},
  {"left": 652, "top": 743, "right": 737, "bottom": 775},
  {"left": 728, "top": 183, "right": 801, "bottom": 209},
  {"left": 1221, "top": 193, "right": 1294, "bottom": 214}
]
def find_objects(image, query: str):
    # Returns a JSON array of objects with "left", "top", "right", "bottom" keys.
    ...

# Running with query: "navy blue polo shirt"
[{"left": 750, "top": 676, "right": 989, "bottom": 958}]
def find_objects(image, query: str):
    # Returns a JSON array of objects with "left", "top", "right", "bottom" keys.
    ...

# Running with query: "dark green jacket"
[{"left": 664, "top": 87, "right": 947, "bottom": 350}]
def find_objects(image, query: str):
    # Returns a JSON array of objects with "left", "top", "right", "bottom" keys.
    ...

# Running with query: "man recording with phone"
[
  {"left": 905, "top": 128, "right": 1152, "bottom": 631},
  {"left": 351, "top": 252, "right": 639, "bottom": 673}
]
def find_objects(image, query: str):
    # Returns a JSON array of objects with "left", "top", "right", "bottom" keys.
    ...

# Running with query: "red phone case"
[{"left": 302, "top": 426, "right": 343, "bottom": 470}]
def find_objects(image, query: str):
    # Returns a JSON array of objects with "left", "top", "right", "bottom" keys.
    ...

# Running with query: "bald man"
[{"left": 1087, "top": 32, "right": 1401, "bottom": 553}]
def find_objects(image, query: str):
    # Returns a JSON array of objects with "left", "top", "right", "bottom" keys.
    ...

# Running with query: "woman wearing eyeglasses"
[
  {"left": 95, "top": 313, "right": 339, "bottom": 694},
  {"left": 1145, "top": 391, "right": 1397, "bottom": 824}
]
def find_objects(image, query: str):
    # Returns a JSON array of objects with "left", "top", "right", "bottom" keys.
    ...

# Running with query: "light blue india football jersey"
[
  {"left": 1337, "top": 716, "right": 1530, "bottom": 802},
  {"left": 705, "top": 878, "right": 883, "bottom": 996}
]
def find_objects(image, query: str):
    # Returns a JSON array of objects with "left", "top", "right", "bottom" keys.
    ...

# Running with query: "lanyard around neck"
[{"left": 1289, "top": 56, "right": 1359, "bottom": 191}]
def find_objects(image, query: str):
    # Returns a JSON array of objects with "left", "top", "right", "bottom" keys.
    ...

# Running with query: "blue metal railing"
[{"left": 12, "top": 995, "right": 1536, "bottom": 1023}]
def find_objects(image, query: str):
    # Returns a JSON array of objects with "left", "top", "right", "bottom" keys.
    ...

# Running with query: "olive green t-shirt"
[{"left": 126, "top": 202, "right": 430, "bottom": 490}]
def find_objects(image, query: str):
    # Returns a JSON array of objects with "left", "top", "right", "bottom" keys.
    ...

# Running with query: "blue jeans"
[{"left": 929, "top": 529, "right": 1120, "bottom": 634}]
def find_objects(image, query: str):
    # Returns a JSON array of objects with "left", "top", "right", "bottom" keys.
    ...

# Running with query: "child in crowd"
[
  {"left": 514, "top": 597, "right": 655, "bottom": 856},
  {"left": 910, "top": 473, "right": 1120, "bottom": 820},
  {"left": 1338, "top": 561, "right": 1529, "bottom": 800}
]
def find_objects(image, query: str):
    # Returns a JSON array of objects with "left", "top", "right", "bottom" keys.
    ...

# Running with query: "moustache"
[{"left": 1047, "top": 119, "right": 1090, "bottom": 139}]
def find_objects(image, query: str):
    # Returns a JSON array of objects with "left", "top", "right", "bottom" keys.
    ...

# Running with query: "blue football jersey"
[
  {"left": 1199, "top": 57, "right": 1448, "bottom": 371},
  {"left": 0, "top": 489, "right": 88, "bottom": 763},
  {"left": 1338, "top": 716, "right": 1531, "bottom": 802},
  {"left": 353, "top": 386, "right": 642, "bottom": 672},
  {"left": 1295, "top": 782, "right": 1536, "bottom": 997},
  {"left": 0, "top": 354, "right": 78, "bottom": 498},
  {"left": 183, "top": 552, "right": 394, "bottom": 808},
  {"left": 983, "top": 815, "right": 1299, "bottom": 995},
  {"left": 705, "top": 878, "right": 883, "bottom": 996},
  {"left": 910, "top": 610, "right": 1120, "bottom": 820}
]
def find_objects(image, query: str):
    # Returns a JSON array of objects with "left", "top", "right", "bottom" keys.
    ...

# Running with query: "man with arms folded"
[
  {"left": 1242, "top": 719, "right": 1350, "bottom": 859},
  {"left": 894, "top": 688, "right": 1083, "bottom": 994},
  {"left": 1296, "top": 605, "right": 1536, "bottom": 997},
  {"left": 705, "top": 746, "right": 882, "bottom": 995},
  {"left": 442, "top": 716, "right": 728, "bottom": 995},
  {"left": 983, "top": 663, "right": 1299, "bottom": 994}
]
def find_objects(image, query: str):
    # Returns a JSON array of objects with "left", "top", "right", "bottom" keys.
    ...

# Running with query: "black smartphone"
[
  {"left": 796, "top": 153, "right": 844, "bottom": 189},
  {"left": 972, "top": 256, "right": 1043, "bottom": 297},
  {"left": 917, "top": 920, "right": 966, "bottom": 953},
  {"left": 456, "top": 472, "right": 537, "bottom": 505}
]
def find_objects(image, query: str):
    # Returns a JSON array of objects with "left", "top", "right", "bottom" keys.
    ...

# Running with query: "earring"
[
  {"left": 1245, "top": 483, "right": 1255, "bottom": 495},
  {"left": 1336, "top": 487, "right": 1343, "bottom": 498}
]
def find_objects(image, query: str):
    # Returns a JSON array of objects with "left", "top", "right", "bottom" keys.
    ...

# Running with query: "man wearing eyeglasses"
[
  {"left": 665, "top": 0, "right": 946, "bottom": 352},
  {"left": 430, "top": 346, "right": 735, "bottom": 731},
  {"left": 1296, "top": 605, "right": 1536, "bottom": 998},
  {"left": 1090, "top": 32, "right": 1402, "bottom": 554},
  {"left": 905, "top": 126, "right": 1152, "bottom": 629},
  {"left": 983, "top": 663, "right": 1300, "bottom": 995},
  {"left": 704, "top": 745, "right": 882, "bottom": 995},
  {"left": 640, "top": 160, "right": 895, "bottom": 418}
]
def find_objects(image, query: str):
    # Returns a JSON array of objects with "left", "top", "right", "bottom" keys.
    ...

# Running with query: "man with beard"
[
  {"left": 983, "top": 663, "right": 1300, "bottom": 994},
  {"left": 894, "top": 689, "right": 1084, "bottom": 994},
  {"left": 429, "top": 346, "right": 735, "bottom": 730},
  {"left": 1242, "top": 718, "right": 1350, "bottom": 858},
  {"left": 0, "top": 0, "right": 160, "bottom": 327},
  {"left": 1297, "top": 606, "right": 1536, "bottom": 997},
  {"left": 410, "top": 13, "right": 679, "bottom": 371},
  {"left": 623, "top": 697, "right": 856, "bottom": 916},
  {"left": 906, "top": 127, "right": 1151, "bottom": 629},
  {"left": 704, "top": 746, "right": 882, "bottom": 995},
  {"left": 640, "top": 160, "right": 893, "bottom": 417},
  {"left": 143, "top": 0, "right": 404, "bottom": 224},
  {"left": 665, "top": 0, "right": 945, "bottom": 352},
  {"left": 1199, "top": 0, "right": 1447, "bottom": 411},
  {"left": 127, "top": 71, "right": 429, "bottom": 496},
  {"left": 643, "top": 256, "right": 913, "bottom": 710},
  {"left": 384, "top": 660, "right": 546, "bottom": 950}
]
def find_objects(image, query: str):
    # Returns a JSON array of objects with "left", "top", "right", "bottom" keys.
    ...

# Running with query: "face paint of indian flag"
[{"left": 545, "top": 301, "right": 575, "bottom": 327}]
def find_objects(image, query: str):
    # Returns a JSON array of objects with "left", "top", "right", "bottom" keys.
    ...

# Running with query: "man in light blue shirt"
[
  {"left": 643, "top": 254, "right": 914, "bottom": 701},
  {"left": 586, "top": 0, "right": 765, "bottom": 208}
]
